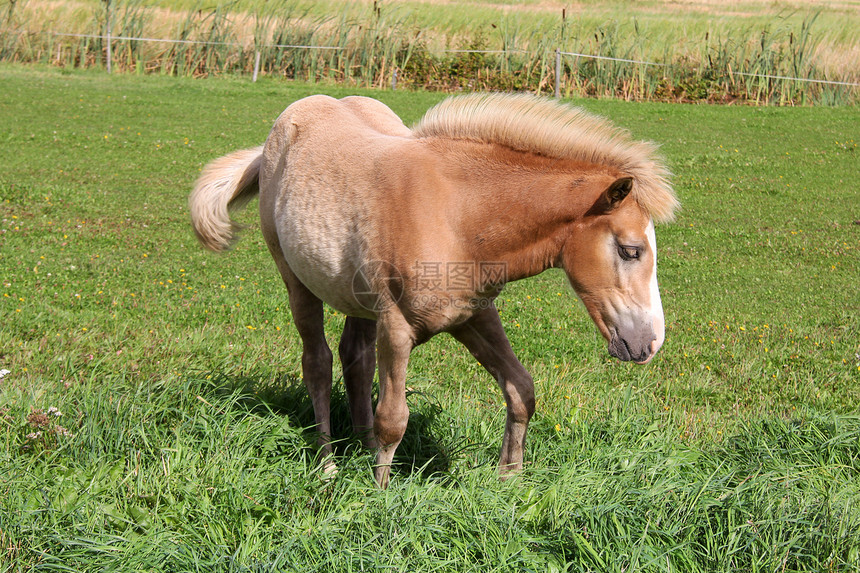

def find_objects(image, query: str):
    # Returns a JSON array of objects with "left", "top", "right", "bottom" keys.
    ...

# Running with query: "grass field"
[{"left": 1, "top": 65, "right": 859, "bottom": 570}]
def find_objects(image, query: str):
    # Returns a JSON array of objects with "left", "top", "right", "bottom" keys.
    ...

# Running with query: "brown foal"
[{"left": 189, "top": 93, "right": 678, "bottom": 487}]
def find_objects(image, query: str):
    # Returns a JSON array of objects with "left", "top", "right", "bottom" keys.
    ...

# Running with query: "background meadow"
[
  {"left": 2, "top": 0, "right": 859, "bottom": 103},
  {"left": 0, "top": 64, "right": 859, "bottom": 570}
]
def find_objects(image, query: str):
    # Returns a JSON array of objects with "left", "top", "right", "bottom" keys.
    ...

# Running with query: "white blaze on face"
[{"left": 645, "top": 221, "right": 665, "bottom": 359}]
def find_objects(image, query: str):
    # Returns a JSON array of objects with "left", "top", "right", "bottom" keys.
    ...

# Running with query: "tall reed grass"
[{"left": 1, "top": 0, "right": 857, "bottom": 104}]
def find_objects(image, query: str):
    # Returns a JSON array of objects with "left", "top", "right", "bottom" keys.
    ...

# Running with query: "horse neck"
[{"left": 441, "top": 141, "right": 616, "bottom": 283}]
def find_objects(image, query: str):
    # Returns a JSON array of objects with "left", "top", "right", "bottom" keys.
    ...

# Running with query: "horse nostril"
[{"left": 634, "top": 344, "right": 658, "bottom": 365}]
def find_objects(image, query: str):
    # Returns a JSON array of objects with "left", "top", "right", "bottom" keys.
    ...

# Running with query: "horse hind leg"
[
  {"left": 268, "top": 254, "right": 336, "bottom": 476},
  {"left": 338, "top": 316, "right": 378, "bottom": 449}
]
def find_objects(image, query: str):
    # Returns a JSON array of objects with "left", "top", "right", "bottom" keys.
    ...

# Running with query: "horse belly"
[{"left": 274, "top": 170, "right": 375, "bottom": 318}]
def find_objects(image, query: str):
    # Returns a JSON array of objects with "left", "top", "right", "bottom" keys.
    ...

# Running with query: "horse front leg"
[
  {"left": 450, "top": 306, "right": 535, "bottom": 478},
  {"left": 372, "top": 312, "right": 414, "bottom": 488},
  {"left": 338, "top": 316, "right": 378, "bottom": 448}
]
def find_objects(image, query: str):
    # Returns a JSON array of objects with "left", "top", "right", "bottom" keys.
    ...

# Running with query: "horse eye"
[{"left": 618, "top": 245, "right": 641, "bottom": 261}]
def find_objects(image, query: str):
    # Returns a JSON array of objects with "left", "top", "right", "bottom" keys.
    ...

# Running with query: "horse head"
[{"left": 562, "top": 176, "right": 665, "bottom": 365}]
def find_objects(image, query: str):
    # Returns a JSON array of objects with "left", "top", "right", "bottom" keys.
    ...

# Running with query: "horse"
[{"left": 189, "top": 93, "right": 678, "bottom": 488}]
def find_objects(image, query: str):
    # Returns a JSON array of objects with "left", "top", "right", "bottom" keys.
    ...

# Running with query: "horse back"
[{"left": 265, "top": 95, "right": 409, "bottom": 153}]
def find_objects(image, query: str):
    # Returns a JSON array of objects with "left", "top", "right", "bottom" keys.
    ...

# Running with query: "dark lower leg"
[{"left": 339, "top": 316, "right": 378, "bottom": 448}]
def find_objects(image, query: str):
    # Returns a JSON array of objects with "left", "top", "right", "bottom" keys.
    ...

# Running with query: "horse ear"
[
  {"left": 585, "top": 176, "right": 635, "bottom": 217},
  {"left": 605, "top": 177, "right": 633, "bottom": 206}
]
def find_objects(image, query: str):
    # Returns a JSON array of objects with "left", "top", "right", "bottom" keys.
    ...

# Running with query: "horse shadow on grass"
[{"left": 204, "top": 370, "right": 476, "bottom": 481}]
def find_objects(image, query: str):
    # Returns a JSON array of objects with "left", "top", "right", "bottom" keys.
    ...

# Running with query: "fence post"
[
  {"left": 391, "top": 68, "right": 398, "bottom": 91},
  {"left": 253, "top": 50, "right": 261, "bottom": 82},
  {"left": 554, "top": 48, "right": 561, "bottom": 98},
  {"left": 104, "top": 0, "right": 112, "bottom": 74}
]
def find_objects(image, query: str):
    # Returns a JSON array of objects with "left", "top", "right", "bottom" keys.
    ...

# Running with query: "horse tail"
[{"left": 189, "top": 145, "right": 264, "bottom": 252}]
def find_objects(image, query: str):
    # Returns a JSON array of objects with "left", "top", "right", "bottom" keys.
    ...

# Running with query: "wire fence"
[
  {"left": 3, "top": 26, "right": 858, "bottom": 104},
  {"left": 46, "top": 31, "right": 860, "bottom": 87}
]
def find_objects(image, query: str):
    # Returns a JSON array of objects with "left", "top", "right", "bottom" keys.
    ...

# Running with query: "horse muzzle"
[{"left": 608, "top": 326, "right": 662, "bottom": 365}]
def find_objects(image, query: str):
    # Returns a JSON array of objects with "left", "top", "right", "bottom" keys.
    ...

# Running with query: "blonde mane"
[{"left": 412, "top": 93, "right": 679, "bottom": 223}]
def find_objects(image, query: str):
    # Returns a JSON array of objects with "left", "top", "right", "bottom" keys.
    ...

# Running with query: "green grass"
[{"left": 1, "top": 65, "right": 859, "bottom": 571}]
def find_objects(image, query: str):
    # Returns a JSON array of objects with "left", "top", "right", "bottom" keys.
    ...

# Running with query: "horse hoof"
[{"left": 320, "top": 459, "right": 338, "bottom": 481}]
